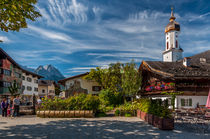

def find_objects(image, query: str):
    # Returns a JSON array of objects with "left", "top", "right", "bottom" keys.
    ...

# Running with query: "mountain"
[{"left": 35, "top": 65, "right": 65, "bottom": 81}]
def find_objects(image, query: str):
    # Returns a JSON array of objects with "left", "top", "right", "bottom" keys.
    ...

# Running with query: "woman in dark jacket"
[{"left": 1, "top": 98, "right": 9, "bottom": 117}]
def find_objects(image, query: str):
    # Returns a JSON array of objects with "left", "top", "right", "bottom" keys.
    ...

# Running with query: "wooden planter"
[
  {"left": 140, "top": 111, "right": 147, "bottom": 121},
  {"left": 137, "top": 110, "right": 174, "bottom": 130},
  {"left": 148, "top": 114, "right": 153, "bottom": 125},
  {"left": 36, "top": 110, "right": 95, "bottom": 118},
  {"left": 137, "top": 110, "right": 141, "bottom": 118}
]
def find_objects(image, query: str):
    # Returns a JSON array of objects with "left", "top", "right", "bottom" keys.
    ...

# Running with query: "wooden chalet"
[{"left": 139, "top": 50, "right": 210, "bottom": 108}]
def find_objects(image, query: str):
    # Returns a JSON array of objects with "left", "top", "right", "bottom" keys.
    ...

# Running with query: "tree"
[
  {"left": 162, "top": 92, "right": 183, "bottom": 110},
  {"left": 0, "top": 0, "right": 41, "bottom": 32},
  {"left": 55, "top": 87, "right": 62, "bottom": 96},
  {"left": 84, "top": 62, "right": 122, "bottom": 93},
  {"left": 121, "top": 61, "right": 142, "bottom": 99},
  {"left": 8, "top": 80, "right": 18, "bottom": 96}
]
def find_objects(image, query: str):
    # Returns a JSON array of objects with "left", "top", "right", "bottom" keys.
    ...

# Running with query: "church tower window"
[
  {"left": 176, "top": 40, "right": 178, "bottom": 48},
  {"left": 167, "top": 42, "right": 169, "bottom": 50}
]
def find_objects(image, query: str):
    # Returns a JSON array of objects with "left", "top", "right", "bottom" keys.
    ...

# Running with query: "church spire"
[{"left": 169, "top": 6, "right": 176, "bottom": 22}]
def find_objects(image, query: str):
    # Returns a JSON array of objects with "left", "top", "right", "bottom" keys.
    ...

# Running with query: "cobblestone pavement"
[{"left": 0, "top": 116, "right": 210, "bottom": 139}]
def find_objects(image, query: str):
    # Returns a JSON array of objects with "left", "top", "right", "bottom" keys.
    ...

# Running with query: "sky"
[{"left": 0, "top": 0, "right": 210, "bottom": 77}]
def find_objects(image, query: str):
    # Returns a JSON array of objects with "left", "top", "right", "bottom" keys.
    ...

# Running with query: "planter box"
[
  {"left": 148, "top": 114, "right": 153, "bottom": 125},
  {"left": 137, "top": 110, "right": 141, "bottom": 118},
  {"left": 161, "top": 118, "right": 174, "bottom": 130},
  {"left": 36, "top": 110, "right": 95, "bottom": 118},
  {"left": 140, "top": 111, "right": 147, "bottom": 121},
  {"left": 137, "top": 110, "right": 174, "bottom": 130}
]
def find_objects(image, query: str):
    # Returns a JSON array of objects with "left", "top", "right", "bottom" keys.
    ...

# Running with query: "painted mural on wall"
[
  {"left": 66, "top": 80, "right": 88, "bottom": 97},
  {"left": 145, "top": 77, "right": 175, "bottom": 92}
]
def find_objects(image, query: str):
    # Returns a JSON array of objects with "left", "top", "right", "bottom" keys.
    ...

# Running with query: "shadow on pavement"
[{"left": 0, "top": 119, "right": 210, "bottom": 139}]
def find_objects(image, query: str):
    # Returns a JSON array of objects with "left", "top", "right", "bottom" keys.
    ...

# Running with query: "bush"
[
  {"left": 125, "top": 113, "right": 132, "bottom": 117},
  {"left": 95, "top": 112, "right": 107, "bottom": 117},
  {"left": 99, "top": 89, "right": 123, "bottom": 107},
  {"left": 115, "top": 109, "right": 120, "bottom": 116},
  {"left": 40, "top": 94, "right": 100, "bottom": 112}
]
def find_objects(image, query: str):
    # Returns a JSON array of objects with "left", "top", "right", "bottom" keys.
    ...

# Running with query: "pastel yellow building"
[
  {"left": 58, "top": 73, "right": 101, "bottom": 98},
  {"left": 38, "top": 80, "right": 55, "bottom": 97}
]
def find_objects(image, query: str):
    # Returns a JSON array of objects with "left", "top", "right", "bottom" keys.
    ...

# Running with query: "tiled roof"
[
  {"left": 144, "top": 50, "right": 210, "bottom": 78},
  {"left": 58, "top": 72, "right": 89, "bottom": 83}
]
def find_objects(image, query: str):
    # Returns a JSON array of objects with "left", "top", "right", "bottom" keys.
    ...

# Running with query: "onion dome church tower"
[{"left": 163, "top": 7, "right": 183, "bottom": 62}]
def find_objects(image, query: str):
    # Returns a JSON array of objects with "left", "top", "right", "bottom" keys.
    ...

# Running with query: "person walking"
[
  {"left": 1, "top": 98, "right": 9, "bottom": 117},
  {"left": 13, "top": 96, "right": 20, "bottom": 117}
]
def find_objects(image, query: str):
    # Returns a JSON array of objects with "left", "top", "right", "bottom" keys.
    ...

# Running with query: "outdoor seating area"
[{"left": 174, "top": 108, "right": 210, "bottom": 133}]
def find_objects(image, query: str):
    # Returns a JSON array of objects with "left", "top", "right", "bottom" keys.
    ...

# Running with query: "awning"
[{"left": 206, "top": 89, "right": 210, "bottom": 109}]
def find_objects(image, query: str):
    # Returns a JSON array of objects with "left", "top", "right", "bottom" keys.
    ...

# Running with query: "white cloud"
[
  {"left": 37, "top": 0, "right": 88, "bottom": 26},
  {"left": 0, "top": 36, "right": 11, "bottom": 43},
  {"left": 28, "top": 25, "right": 72, "bottom": 42}
]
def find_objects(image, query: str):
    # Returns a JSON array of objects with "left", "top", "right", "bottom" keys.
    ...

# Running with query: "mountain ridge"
[{"left": 21, "top": 65, "right": 65, "bottom": 82}]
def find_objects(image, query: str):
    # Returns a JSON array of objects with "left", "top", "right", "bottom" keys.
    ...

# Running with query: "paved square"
[{"left": 0, "top": 116, "right": 209, "bottom": 139}]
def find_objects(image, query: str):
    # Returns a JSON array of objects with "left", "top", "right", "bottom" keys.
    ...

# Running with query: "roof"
[
  {"left": 0, "top": 48, "right": 43, "bottom": 78},
  {"left": 21, "top": 68, "right": 43, "bottom": 79},
  {"left": 38, "top": 80, "right": 55, "bottom": 86},
  {"left": 142, "top": 50, "right": 210, "bottom": 79},
  {"left": 0, "top": 48, "right": 21, "bottom": 69},
  {"left": 58, "top": 72, "right": 89, "bottom": 83}
]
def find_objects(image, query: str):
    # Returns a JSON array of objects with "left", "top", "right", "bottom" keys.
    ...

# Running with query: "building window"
[
  {"left": 22, "top": 76, "right": 25, "bottom": 80},
  {"left": 42, "top": 89, "right": 45, "bottom": 93},
  {"left": 22, "top": 85, "right": 25, "bottom": 90},
  {"left": 1, "top": 82, "right": 11, "bottom": 87},
  {"left": 181, "top": 98, "right": 192, "bottom": 107},
  {"left": 27, "top": 86, "right": 32, "bottom": 91},
  {"left": 176, "top": 40, "right": 178, "bottom": 48},
  {"left": 34, "top": 87, "right": 38, "bottom": 92},
  {"left": 27, "top": 77, "right": 32, "bottom": 82},
  {"left": 3, "top": 69, "right": 11, "bottom": 76},
  {"left": 92, "top": 86, "right": 101, "bottom": 91},
  {"left": 34, "top": 79, "right": 38, "bottom": 84},
  {"left": 15, "top": 72, "right": 21, "bottom": 78},
  {"left": 167, "top": 42, "right": 169, "bottom": 50},
  {"left": 49, "top": 90, "right": 54, "bottom": 93}
]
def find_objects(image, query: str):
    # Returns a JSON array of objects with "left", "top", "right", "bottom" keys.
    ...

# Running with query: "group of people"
[{"left": 1, "top": 96, "right": 20, "bottom": 117}]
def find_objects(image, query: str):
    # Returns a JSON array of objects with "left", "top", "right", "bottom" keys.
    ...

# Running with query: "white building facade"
[
  {"left": 22, "top": 69, "right": 42, "bottom": 97},
  {"left": 163, "top": 7, "right": 183, "bottom": 62}
]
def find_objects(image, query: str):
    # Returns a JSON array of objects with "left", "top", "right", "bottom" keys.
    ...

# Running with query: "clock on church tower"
[{"left": 163, "top": 7, "right": 183, "bottom": 62}]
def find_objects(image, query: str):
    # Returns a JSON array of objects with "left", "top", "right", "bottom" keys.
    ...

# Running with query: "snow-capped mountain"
[
  {"left": 35, "top": 65, "right": 65, "bottom": 81},
  {"left": 22, "top": 65, "right": 65, "bottom": 82}
]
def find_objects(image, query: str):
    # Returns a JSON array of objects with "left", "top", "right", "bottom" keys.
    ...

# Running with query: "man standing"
[
  {"left": 1, "top": 98, "right": 8, "bottom": 117},
  {"left": 13, "top": 96, "right": 20, "bottom": 117}
]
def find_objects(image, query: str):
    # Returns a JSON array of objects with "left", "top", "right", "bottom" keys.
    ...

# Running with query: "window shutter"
[
  {"left": 189, "top": 99, "right": 192, "bottom": 106},
  {"left": 181, "top": 99, "right": 185, "bottom": 106}
]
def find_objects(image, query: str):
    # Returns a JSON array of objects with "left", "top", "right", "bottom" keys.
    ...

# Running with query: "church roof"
[
  {"left": 142, "top": 50, "right": 210, "bottom": 79},
  {"left": 165, "top": 7, "right": 180, "bottom": 33}
]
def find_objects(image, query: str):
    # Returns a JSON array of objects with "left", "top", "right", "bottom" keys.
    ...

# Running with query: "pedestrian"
[
  {"left": 13, "top": 95, "right": 20, "bottom": 117},
  {"left": 9, "top": 97, "right": 14, "bottom": 117},
  {"left": 1, "top": 98, "right": 9, "bottom": 117}
]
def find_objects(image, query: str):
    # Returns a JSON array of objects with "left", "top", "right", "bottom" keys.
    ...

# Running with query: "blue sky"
[{"left": 0, "top": 0, "right": 210, "bottom": 77}]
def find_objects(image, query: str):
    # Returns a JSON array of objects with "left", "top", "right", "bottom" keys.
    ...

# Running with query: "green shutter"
[
  {"left": 181, "top": 99, "right": 185, "bottom": 106},
  {"left": 189, "top": 99, "right": 192, "bottom": 106}
]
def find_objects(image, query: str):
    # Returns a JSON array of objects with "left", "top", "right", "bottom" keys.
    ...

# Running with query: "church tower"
[{"left": 163, "top": 7, "right": 183, "bottom": 62}]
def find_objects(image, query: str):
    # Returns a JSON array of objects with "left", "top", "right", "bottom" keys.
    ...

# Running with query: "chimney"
[
  {"left": 200, "top": 58, "right": 206, "bottom": 64},
  {"left": 183, "top": 57, "right": 191, "bottom": 67}
]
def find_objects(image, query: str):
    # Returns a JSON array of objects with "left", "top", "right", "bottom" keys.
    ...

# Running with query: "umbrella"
[{"left": 206, "top": 89, "right": 210, "bottom": 109}]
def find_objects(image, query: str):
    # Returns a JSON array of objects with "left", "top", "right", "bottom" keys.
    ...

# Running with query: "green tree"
[
  {"left": 55, "top": 87, "right": 61, "bottom": 96},
  {"left": 84, "top": 62, "right": 122, "bottom": 93},
  {"left": 121, "top": 61, "right": 142, "bottom": 99},
  {"left": 8, "top": 80, "right": 18, "bottom": 96},
  {"left": 162, "top": 92, "right": 183, "bottom": 110},
  {"left": 0, "top": 0, "right": 41, "bottom": 32}
]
